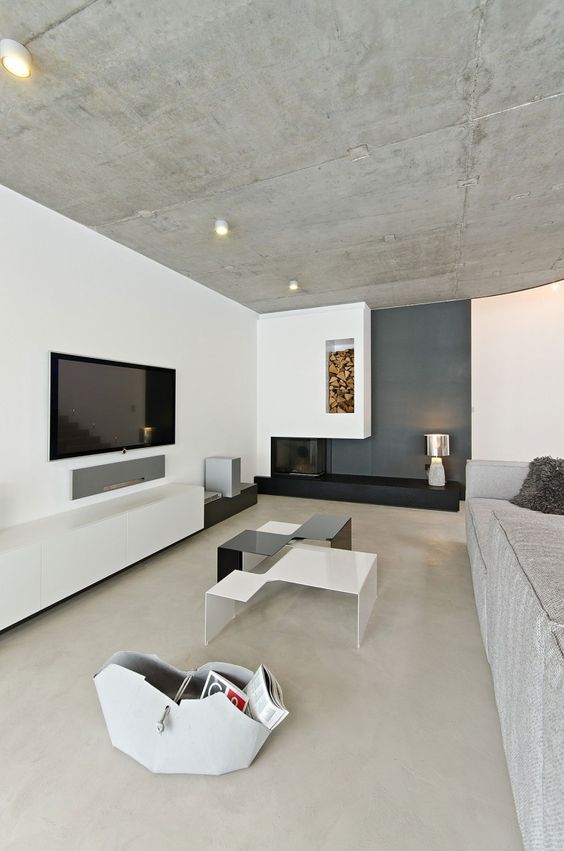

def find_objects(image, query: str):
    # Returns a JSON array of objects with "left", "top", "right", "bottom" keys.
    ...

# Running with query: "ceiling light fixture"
[
  {"left": 0, "top": 39, "right": 32, "bottom": 78},
  {"left": 214, "top": 219, "right": 229, "bottom": 236},
  {"left": 551, "top": 281, "right": 561, "bottom": 291},
  {"left": 288, "top": 280, "right": 300, "bottom": 291}
]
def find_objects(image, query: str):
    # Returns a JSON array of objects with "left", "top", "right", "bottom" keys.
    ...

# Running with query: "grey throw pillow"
[{"left": 511, "top": 456, "right": 564, "bottom": 515}]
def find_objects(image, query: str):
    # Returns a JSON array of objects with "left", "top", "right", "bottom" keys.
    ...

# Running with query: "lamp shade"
[{"left": 425, "top": 434, "right": 450, "bottom": 457}]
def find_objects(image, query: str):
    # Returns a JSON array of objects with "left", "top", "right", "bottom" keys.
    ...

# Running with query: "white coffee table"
[{"left": 205, "top": 544, "right": 377, "bottom": 648}]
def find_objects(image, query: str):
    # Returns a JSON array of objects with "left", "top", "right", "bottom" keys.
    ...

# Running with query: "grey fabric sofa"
[{"left": 465, "top": 460, "right": 564, "bottom": 851}]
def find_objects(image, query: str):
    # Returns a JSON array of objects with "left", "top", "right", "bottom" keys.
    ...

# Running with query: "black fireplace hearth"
[{"left": 271, "top": 437, "right": 327, "bottom": 477}]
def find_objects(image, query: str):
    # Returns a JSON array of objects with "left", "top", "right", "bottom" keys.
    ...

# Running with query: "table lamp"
[{"left": 425, "top": 434, "right": 450, "bottom": 487}]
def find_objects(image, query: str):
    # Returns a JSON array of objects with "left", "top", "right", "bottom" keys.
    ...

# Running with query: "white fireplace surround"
[{"left": 256, "top": 303, "right": 371, "bottom": 476}]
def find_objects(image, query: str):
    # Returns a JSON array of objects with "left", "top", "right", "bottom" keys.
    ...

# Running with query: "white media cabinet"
[{"left": 0, "top": 484, "right": 204, "bottom": 631}]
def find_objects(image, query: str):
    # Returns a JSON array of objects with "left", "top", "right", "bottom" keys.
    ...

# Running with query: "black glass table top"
[
  {"left": 219, "top": 529, "right": 294, "bottom": 556},
  {"left": 293, "top": 515, "right": 351, "bottom": 541},
  {"left": 218, "top": 515, "right": 352, "bottom": 557}
]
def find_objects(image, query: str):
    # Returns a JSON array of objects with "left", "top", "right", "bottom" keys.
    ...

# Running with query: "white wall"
[
  {"left": 257, "top": 303, "right": 371, "bottom": 475},
  {"left": 472, "top": 282, "right": 564, "bottom": 461},
  {"left": 0, "top": 186, "right": 257, "bottom": 526}
]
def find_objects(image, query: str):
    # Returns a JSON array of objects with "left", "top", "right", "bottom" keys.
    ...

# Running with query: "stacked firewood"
[{"left": 328, "top": 349, "right": 355, "bottom": 413}]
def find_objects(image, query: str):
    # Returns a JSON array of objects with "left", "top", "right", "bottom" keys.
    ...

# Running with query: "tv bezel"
[{"left": 49, "top": 352, "right": 176, "bottom": 461}]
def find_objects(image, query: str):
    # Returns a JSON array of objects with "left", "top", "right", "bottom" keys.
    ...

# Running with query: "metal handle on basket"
[{"left": 157, "top": 705, "right": 171, "bottom": 734}]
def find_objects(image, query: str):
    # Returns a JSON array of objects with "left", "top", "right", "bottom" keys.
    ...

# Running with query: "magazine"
[
  {"left": 244, "top": 665, "right": 289, "bottom": 730},
  {"left": 200, "top": 670, "right": 249, "bottom": 712}
]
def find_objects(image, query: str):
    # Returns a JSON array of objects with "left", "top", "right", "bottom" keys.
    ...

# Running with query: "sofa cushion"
[
  {"left": 485, "top": 517, "right": 564, "bottom": 851},
  {"left": 511, "top": 456, "right": 564, "bottom": 515},
  {"left": 493, "top": 508, "right": 564, "bottom": 624},
  {"left": 555, "top": 625, "right": 564, "bottom": 658},
  {"left": 466, "top": 498, "right": 534, "bottom": 569},
  {"left": 466, "top": 459, "right": 529, "bottom": 501}
]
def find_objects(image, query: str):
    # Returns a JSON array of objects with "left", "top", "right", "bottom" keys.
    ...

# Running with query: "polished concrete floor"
[{"left": 0, "top": 496, "right": 523, "bottom": 850}]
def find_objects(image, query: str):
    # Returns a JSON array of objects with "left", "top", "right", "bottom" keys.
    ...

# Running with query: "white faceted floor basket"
[{"left": 94, "top": 652, "right": 270, "bottom": 775}]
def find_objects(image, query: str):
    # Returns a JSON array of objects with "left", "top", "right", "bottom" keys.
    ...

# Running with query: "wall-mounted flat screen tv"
[{"left": 49, "top": 353, "right": 176, "bottom": 460}]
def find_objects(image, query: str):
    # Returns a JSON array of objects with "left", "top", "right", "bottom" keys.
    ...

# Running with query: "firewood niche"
[{"left": 326, "top": 339, "right": 355, "bottom": 413}]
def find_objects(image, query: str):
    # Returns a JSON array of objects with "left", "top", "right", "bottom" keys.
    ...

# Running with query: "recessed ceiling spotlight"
[
  {"left": 288, "top": 280, "right": 300, "bottom": 291},
  {"left": 0, "top": 38, "right": 32, "bottom": 78},
  {"left": 551, "top": 281, "right": 562, "bottom": 291},
  {"left": 214, "top": 219, "right": 229, "bottom": 236},
  {"left": 348, "top": 144, "right": 370, "bottom": 161}
]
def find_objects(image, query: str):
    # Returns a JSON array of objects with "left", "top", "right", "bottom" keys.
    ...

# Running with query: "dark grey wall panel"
[
  {"left": 72, "top": 455, "right": 165, "bottom": 499},
  {"left": 330, "top": 301, "right": 471, "bottom": 484}
]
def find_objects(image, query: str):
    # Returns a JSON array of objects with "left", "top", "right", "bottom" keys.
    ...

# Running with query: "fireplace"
[{"left": 271, "top": 437, "right": 327, "bottom": 477}]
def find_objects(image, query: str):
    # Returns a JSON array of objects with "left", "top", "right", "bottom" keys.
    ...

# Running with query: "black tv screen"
[{"left": 49, "top": 353, "right": 176, "bottom": 460}]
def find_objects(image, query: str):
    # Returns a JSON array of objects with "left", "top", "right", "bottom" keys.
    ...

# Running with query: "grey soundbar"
[{"left": 72, "top": 455, "right": 165, "bottom": 500}]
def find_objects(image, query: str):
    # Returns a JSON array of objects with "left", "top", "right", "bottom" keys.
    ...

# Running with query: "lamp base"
[{"left": 428, "top": 457, "right": 446, "bottom": 487}]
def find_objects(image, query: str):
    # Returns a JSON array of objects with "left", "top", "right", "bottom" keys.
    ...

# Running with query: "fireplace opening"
[{"left": 271, "top": 437, "right": 327, "bottom": 477}]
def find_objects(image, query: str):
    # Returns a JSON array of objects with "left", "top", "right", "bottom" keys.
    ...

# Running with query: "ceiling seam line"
[
  {"left": 90, "top": 153, "right": 353, "bottom": 229},
  {"left": 91, "top": 122, "right": 469, "bottom": 231},
  {"left": 474, "top": 90, "right": 564, "bottom": 121},
  {"left": 24, "top": 0, "right": 102, "bottom": 46},
  {"left": 453, "top": 0, "right": 489, "bottom": 297}
]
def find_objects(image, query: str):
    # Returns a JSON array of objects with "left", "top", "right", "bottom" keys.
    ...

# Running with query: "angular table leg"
[
  {"left": 217, "top": 547, "right": 243, "bottom": 582},
  {"left": 205, "top": 592, "right": 236, "bottom": 645},
  {"left": 357, "top": 560, "right": 378, "bottom": 647},
  {"left": 331, "top": 518, "right": 352, "bottom": 551},
  {"left": 242, "top": 552, "right": 267, "bottom": 571}
]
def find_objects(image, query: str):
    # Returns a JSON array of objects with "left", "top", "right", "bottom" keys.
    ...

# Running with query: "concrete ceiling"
[{"left": 2, "top": 1, "right": 564, "bottom": 312}]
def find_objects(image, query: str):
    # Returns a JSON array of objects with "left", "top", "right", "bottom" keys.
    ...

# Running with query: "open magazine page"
[{"left": 245, "top": 665, "right": 289, "bottom": 730}]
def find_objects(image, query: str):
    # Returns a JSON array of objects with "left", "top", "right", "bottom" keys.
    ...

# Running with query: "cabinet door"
[
  {"left": 41, "top": 515, "right": 127, "bottom": 608},
  {"left": 127, "top": 489, "right": 203, "bottom": 564},
  {"left": 0, "top": 544, "right": 41, "bottom": 630}
]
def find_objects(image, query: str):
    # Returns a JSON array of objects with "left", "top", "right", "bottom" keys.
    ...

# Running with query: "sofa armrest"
[{"left": 465, "top": 460, "right": 529, "bottom": 501}]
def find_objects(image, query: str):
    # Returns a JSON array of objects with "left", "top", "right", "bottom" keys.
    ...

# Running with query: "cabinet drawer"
[
  {"left": 127, "top": 490, "right": 203, "bottom": 564},
  {"left": 42, "top": 515, "right": 127, "bottom": 608},
  {"left": 0, "top": 545, "right": 41, "bottom": 630}
]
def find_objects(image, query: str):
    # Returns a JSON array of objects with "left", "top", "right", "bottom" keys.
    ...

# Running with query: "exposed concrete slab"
[
  {"left": 0, "top": 1, "right": 90, "bottom": 44},
  {"left": 475, "top": 0, "right": 564, "bottom": 116},
  {"left": 457, "top": 96, "right": 564, "bottom": 296},
  {"left": 1, "top": 0, "right": 563, "bottom": 310}
]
